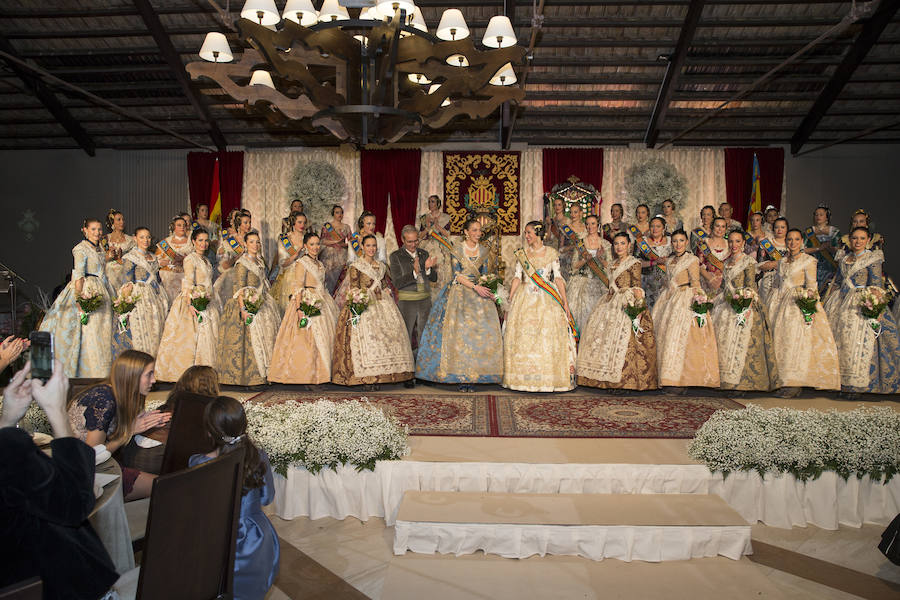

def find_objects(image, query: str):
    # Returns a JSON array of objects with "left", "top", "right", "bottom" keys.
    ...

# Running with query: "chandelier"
[{"left": 187, "top": 0, "right": 526, "bottom": 146}]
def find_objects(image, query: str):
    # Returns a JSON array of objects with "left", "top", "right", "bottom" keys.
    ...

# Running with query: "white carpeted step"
[{"left": 393, "top": 491, "right": 752, "bottom": 562}]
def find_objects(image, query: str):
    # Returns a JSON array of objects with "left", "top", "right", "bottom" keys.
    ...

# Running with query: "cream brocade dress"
[
  {"left": 757, "top": 239, "right": 787, "bottom": 307},
  {"left": 418, "top": 212, "right": 453, "bottom": 302},
  {"left": 217, "top": 255, "right": 281, "bottom": 386},
  {"left": 768, "top": 253, "right": 840, "bottom": 390},
  {"left": 119, "top": 248, "right": 169, "bottom": 356},
  {"left": 268, "top": 256, "right": 339, "bottom": 384},
  {"left": 651, "top": 252, "right": 720, "bottom": 388},
  {"left": 269, "top": 234, "right": 305, "bottom": 312},
  {"left": 502, "top": 247, "right": 576, "bottom": 392},
  {"left": 565, "top": 235, "right": 611, "bottom": 333},
  {"left": 154, "top": 253, "right": 221, "bottom": 382},
  {"left": 155, "top": 235, "right": 192, "bottom": 304},
  {"left": 104, "top": 234, "right": 135, "bottom": 292}
]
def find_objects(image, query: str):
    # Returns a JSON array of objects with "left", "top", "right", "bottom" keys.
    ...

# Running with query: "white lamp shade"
[
  {"left": 199, "top": 32, "right": 234, "bottom": 62},
  {"left": 482, "top": 15, "right": 516, "bottom": 48},
  {"left": 436, "top": 9, "right": 469, "bottom": 41},
  {"left": 359, "top": 7, "right": 379, "bottom": 21},
  {"left": 250, "top": 70, "right": 275, "bottom": 89},
  {"left": 282, "top": 0, "right": 318, "bottom": 26},
  {"left": 318, "top": 0, "right": 349, "bottom": 22},
  {"left": 428, "top": 85, "right": 450, "bottom": 107},
  {"left": 376, "top": 0, "right": 416, "bottom": 18},
  {"left": 408, "top": 73, "right": 432, "bottom": 85},
  {"left": 240, "top": 0, "right": 280, "bottom": 26},
  {"left": 408, "top": 7, "right": 427, "bottom": 32},
  {"left": 446, "top": 53, "right": 469, "bottom": 67},
  {"left": 490, "top": 62, "right": 517, "bottom": 85}
]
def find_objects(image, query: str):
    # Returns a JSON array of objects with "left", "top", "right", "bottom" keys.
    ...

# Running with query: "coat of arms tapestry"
[{"left": 443, "top": 151, "right": 521, "bottom": 235}]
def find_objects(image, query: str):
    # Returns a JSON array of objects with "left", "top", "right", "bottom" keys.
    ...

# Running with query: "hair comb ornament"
[{"left": 222, "top": 435, "right": 242, "bottom": 445}]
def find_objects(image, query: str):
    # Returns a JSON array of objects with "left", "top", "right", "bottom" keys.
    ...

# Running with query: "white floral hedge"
[{"left": 688, "top": 405, "right": 900, "bottom": 483}]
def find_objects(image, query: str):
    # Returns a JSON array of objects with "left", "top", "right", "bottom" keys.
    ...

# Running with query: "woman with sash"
[
  {"left": 333, "top": 211, "right": 388, "bottom": 309},
  {"left": 690, "top": 205, "right": 715, "bottom": 252},
  {"left": 217, "top": 232, "right": 280, "bottom": 386},
  {"left": 39, "top": 218, "right": 115, "bottom": 378},
  {"left": 544, "top": 196, "right": 570, "bottom": 251},
  {"left": 803, "top": 205, "right": 840, "bottom": 294},
  {"left": 103, "top": 209, "right": 135, "bottom": 292},
  {"left": 269, "top": 233, "right": 339, "bottom": 385},
  {"left": 762, "top": 205, "right": 779, "bottom": 237},
  {"left": 557, "top": 202, "right": 587, "bottom": 274},
  {"left": 661, "top": 199, "right": 683, "bottom": 235},
  {"left": 417, "top": 195, "right": 454, "bottom": 301},
  {"left": 193, "top": 202, "right": 221, "bottom": 265},
  {"left": 155, "top": 215, "right": 192, "bottom": 303},
  {"left": 320, "top": 204, "right": 352, "bottom": 294},
  {"left": 416, "top": 219, "right": 503, "bottom": 392},
  {"left": 768, "top": 228, "right": 840, "bottom": 397},
  {"left": 603, "top": 202, "right": 629, "bottom": 243},
  {"left": 757, "top": 216, "right": 789, "bottom": 306},
  {"left": 651, "top": 230, "right": 720, "bottom": 393},
  {"left": 746, "top": 211, "right": 766, "bottom": 257},
  {"left": 269, "top": 212, "right": 307, "bottom": 311},
  {"left": 630, "top": 204, "right": 651, "bottom": 240},
  {"left": 836, "top": 210, "right": 884, "bottom": 260},
  {"left": 710, "top": 230, "right": 777, "bottom": 394},
  {"left": 282, "top": 200, "right": 303, "bottom": 234},
  {"left": 155, "top": 228, "right": 221, "bottom": 382},
  {"left": 502, "top": 221, "right": 577, "bottom": 392},
  {"left": 215, "top": 209, "right": 253, "bottom": 306},
  {"left": 636, "top": 216, "right": 672, "bottom": 309},
  {"left": 824, "top": 227, "right": 900, "bottom": 397},
  {"left": 332, "top": 235, "right": 414, "bottom": 389},
  {"left": 577, "top": 231, "right": 658, "bottom": 391},
  {"left": 115, "top": 227, "right": 169, "bottom": 357},
  {"left": 565, "top": 214, "right": 611, "bottom": 332},
  {"left": 696, "top": 217, "right": 730, "bottom": 295}
]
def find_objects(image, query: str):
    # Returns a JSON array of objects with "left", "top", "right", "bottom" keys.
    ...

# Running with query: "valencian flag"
[
  {"left": 747, "top": 153, "right": 761, "bottom": 227},
  {"left": 208, "top": 156, "right": 222, "bottom": 226}
]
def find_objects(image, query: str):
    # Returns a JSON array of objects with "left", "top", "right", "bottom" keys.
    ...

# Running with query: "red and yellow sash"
[
  {"left": 279, "top": 233, "right": 299, "bottom": 256},
  {"left": 156, "top": 239, "right": 179, "bottom": 261},
  {"left": 560, "top": 224, "right": 608, "bottom": 286},
  {"left": 759, "top": 238, "right": 783, "bottom": 261},
  {"left": 696, "top": 240, "right": 725, "bottom": 272},
  {"left": 428, "top": 230, "right": 454, "bottom": 254},
  {"left": 514, "top": 248, "right": 579, "bottom": 343},
  {"left": 349, "top": 232, "right": 363, "bottom": 256}
]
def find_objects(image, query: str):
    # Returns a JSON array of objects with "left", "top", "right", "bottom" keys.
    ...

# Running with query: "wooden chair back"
[{"left": 159, "top": 392, "right": 215, "bottom": 475}]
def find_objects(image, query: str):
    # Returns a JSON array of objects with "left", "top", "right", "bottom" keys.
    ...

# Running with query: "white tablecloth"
[{"left": 89, "top": 459, "right": 135, "bottom": 574}]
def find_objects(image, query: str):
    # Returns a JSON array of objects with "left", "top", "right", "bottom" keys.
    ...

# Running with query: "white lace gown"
[
  {"left": 105, "top": 234, "right": 135, "bottom": 292},
  {"left": 118, "top": 248, "right": 169, "bottom": 356},
  {"left": 155, "top": 235, "right": 192, "bottom": 303}
]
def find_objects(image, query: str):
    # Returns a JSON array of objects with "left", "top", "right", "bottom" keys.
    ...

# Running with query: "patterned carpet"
[{"left": 247, "top": 390, "right": 743, "bottom": 439}]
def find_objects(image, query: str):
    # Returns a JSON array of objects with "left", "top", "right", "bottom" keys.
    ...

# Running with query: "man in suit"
[{"left": 390, "top": 225, "right": 437, "bottom": 387}]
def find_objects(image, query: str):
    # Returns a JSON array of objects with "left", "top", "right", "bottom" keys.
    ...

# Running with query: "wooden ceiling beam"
[
  {"left": 791, "top": 0, "right": 900, "bottom": 154},
  {"left": 132, "top": 0, "right": 227, "bottom": 150},
  {"left": 0, "top": 35, "right": 95, "bottom": 156}
]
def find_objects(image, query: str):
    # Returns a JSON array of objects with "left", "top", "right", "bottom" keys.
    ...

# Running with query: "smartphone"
[{"left": 29, "top": 331, "right": 53, "bottom": 382}]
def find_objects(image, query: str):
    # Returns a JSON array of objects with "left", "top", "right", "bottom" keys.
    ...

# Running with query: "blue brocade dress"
[
  {"left": 805, "top": 225, "right": 840, "bottom": 293},
  {"left": 189, "top": 452, "right": 280, "bottom": 600},
  {"left": 415, "top": 242, "right": 503, "bottom": 384}
]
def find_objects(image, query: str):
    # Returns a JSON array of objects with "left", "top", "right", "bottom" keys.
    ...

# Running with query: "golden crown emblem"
[{"left": 464, "top": 175, "right": 499, "bottom": 212}]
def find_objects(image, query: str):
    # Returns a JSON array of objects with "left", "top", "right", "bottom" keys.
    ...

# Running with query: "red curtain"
[
  {"left": 187, "top": 152, "right": 217, "bottom": 214},
  {"left": 360, "top": 149, "right": 421, "bottom": 244},
  {"left": 186, "top": 150, "right": 244, "bottom": 221},
  {"left": 724, "top": 148, "right": 785, "bottom": 222},
  {"left": 541, "top": 147, "right": 604, "bottom": 193},
  {"left": 217, "top": 150, "right": 244, "bottom": 221}
]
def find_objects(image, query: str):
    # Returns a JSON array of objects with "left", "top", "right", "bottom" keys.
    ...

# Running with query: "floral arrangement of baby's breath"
[
  {"left": 286, "top": 161, "right": 345, "bottom": 231},
  {"left": 243, "top": 398, "right": 409, "bottom": 476},
  {"left": 688, "top": 405, "right": 900, "bottom": 483},
  {"left": 623, "top": 158, "right": 688, "bottom": 219}
]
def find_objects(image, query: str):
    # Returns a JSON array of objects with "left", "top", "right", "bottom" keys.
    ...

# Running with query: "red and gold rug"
[{"left": 246, "top": 391, "right": 741, "bottom": 439}]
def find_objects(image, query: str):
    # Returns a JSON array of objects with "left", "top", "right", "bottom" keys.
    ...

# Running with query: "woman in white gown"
[
  {"left": 565, "top": 214, "right": 611, "bottom": 333},
  {"left": 103, "top": 209, "right": 135, "bottom": 292},
  {"left": 503, "top": 221, "right": 577, "bottom": 392},
  {"left": 155, "top": 215, "right": 192, "bottom": 303},
  {"left": 757, "top": 216, "right": 789, "bottom": 306},
  {"left": 115, "top": 227, "right": 169, "bottom": 357},
  {"left": 154, "top": 228, "right": 221, "bottom": 382},
  {"left": 215, "top": 209, "right": 253, "bottom": 307},
  {"left": 417, "top": 195, "right": 454, "bottom": 301},
  {"left": 269, "top": 212, "right": 307, "bottom": 311},
  {"left": 193, "top": 202, "right": 221, "bottom": 266}
]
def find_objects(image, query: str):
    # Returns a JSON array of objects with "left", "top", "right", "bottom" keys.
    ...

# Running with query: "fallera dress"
[
  {"left": 154, "top": 252, "right": 221, "bottom": 382},
  {"left": 217, "top": 254, "right": 281, "bottom": 386},
  {"left": 576, "top": 256, "right": 659, "bottom": 390},
  {"left": 155, "top": 234, "right": 192, "bottom": 304},
  {"left": 189, "top": 452, "right": 280, "bottom": 600},
  {"left": 40, "top": 240, "right": 114, "bottom": 378},
  {"left": 757, "top": 238, "right": 787, "bottom": 307},
  {"left": 331, "top": 259, "right": 414, "bottom": 385},
  {"left": 502, "top": 246, "right": 576, "bottom": 392},
  {"left": 696, "top": 240, "right": 730, "bottom": 296},
  {"left": 415, "top": 242, "right": 503, "bottom": 384},
  {"left": 635, "top": 235, "right": 672, "bottom": 310},
  {"left": 113, "top": 248, "right": 169, "bottom": 357},
  {"left": 565, "top": 235, "right": 611, "bottom": 334},
  {"left": 268, "top": 256, "right": 339, "bottom": 384},
  {"left": 824, "top": 249, "right": 900, "bottom": 394},
  {"left": 104, "top": 233, "right": 135, "bottom": 292},
  {"left": 709, "top": 253, "right": 777, "bottom": 391},
  {"left": 805, "top": 225, "right": 841, "bottom": 293},
  {"left": 319, "top": 221, "right": 352, "bottom": 294},
  {"left": 651, "top": 252, "right": 720, "bottom": 388},
  {"left": 268, "top": 232, "right": 306, "bottom": 312},
  {"left": 767, "top": 253, "right": 840, "bottom": 390},
  {"left": 417, "top": 212, "right": 453, "bottom": 302},
  {"left": 214, "top": 230, "right": 247, "bottom": 307}
]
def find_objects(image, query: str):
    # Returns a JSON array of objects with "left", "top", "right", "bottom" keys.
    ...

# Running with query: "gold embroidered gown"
[
  {"left": 155, "top": 235, "right": 192, "bottom": 303},
  {"left": 269, "top": 234, "right": 306, "bottom": 312},
  {"left": 566, "top": 237, "right": 612, "bottom": 333},
  {"left": 331, "top": 259, "right": 414, "bottom": 385},
  {"left": 757, "top": 239, "right": 787, "bottom": 307},
  {"left": 104, "top": 234, "right": 135, "bottom": 292},
  {"left": 216, "top": 254, "right": 280, "bottom": 386},
  {"left": 268, "top": 256, "right": 339, "bottom": 384},
  {"left": 651, "top": 253, "right": 720, "bottom": 388},
  {"left": 502, "top": 247, "right": 576, "bottom": 392},
  {"left": 768, "top": 253, "right": 840, "bottom": 390},
  {"left": 154, "top": 253, "right": 221, "bottom": 382},
  {"left": 710, "top": 254, "right": 777, "bottom": 391},
  {"left": 577, "top": 256, "right": 658, "bottom": 390}
]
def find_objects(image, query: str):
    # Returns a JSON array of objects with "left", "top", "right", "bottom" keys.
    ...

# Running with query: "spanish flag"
[
  {"left": 209, "top": 157, "right": 222, "bottom": 226},
  {"left": 747, "top": 153, "right": 761, "bottom": 227}
]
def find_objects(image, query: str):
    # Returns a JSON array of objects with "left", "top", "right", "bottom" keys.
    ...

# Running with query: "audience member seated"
[
  {"left": 190, "top": 396, "right": 279, "bottom": 600},
  {"left": 0, "top": 360, "right": 119, "bottom": 600},
  {"left": 67, "top": 350, "right": 171, "bottom": 501}
]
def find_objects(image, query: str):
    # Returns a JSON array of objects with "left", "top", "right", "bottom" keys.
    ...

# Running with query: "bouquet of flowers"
[
  {"left": 856, "top": 285, "right": 890, "bottom": 336},
  {"left": 112, "top": 286, "right": 141, "bottom": 332},
  {"left": 622, "top": 288, "right": 647, "bottom": 335},
  {"left": 728, "top": 287, "right": 757, "bottom": 327},
  {"left": 238, "top": 287, "right": 262, "bottom": 326},
  {"left": 75, "top": 281, "right": 104, "bottom": 326},
  {"left": 690, "top": 289, "right": 714, "bottom": 328},
  {"left": 297, "top": 289, "right": 322, "bottom": 328},
  {"left": 478, "top": 273, "right": 508, "bottom": 307},
  {"left": 794, "top": 288, "right": 819, "bottom": 326},
  {"left": 346, "top": 287, "right": 372, "bottom": 326},
  {"left": 190, "top": 285, "right": 210, "bottom": 323}
]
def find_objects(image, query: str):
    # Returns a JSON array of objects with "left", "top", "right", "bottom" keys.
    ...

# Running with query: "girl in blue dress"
[{"left": 190, "top": 396, "right": 279, "bottom": 600}]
